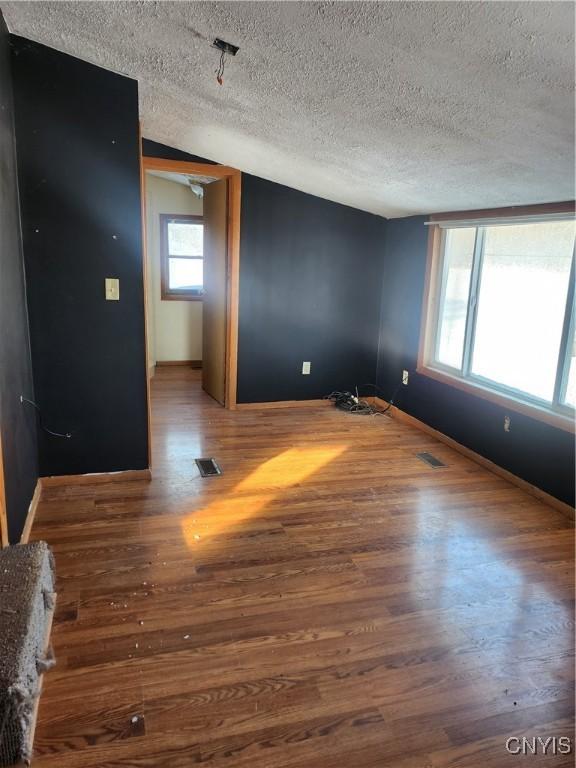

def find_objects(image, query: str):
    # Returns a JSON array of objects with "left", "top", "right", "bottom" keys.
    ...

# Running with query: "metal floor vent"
[
  {"left": 416, "top": 452, "right": 446, "bottom": 468},
  {"left": 195, "top": 458, "right": 222, "bottom": 477}
]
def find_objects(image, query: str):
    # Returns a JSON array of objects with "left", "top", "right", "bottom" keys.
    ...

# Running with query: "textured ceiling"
[{"left": 3, "top": 1, "right": 574, "bottom": 217}]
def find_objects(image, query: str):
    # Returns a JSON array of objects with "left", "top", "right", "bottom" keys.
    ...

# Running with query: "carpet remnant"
[{"left": 0, "top": 541, "right": 55, "bottom": 767}]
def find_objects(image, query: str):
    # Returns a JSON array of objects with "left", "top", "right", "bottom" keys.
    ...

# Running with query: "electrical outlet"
[
  {"left": 105, "top": 278, "right": 120, "bottom": 301},
  {"left": 504, "top": 415, "right": 511, "bottom": 432},
  {"left": 402, "top": 370, "right": 409, "bottom": 385},
  {"left": 302, "top": 361, "right": 311, "bottom": 375}
]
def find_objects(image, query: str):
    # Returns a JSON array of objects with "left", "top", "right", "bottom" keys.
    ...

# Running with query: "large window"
[
  {"left": 420, "top": 214, "right": 576, "bottom": 426},
  {"left": 160, "top": 214, "right": 204, "bottom": 300}
]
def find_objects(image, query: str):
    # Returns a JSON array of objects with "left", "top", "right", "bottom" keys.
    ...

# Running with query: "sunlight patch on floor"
[{"left": 181, "top": 445, "right": 347, "bottom": 547}]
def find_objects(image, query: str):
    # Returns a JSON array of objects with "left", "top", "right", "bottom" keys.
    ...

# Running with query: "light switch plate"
[
  {"left": 105, "top": 278, "right": 120, "bottom": 301},
  {"left": 302, "top": 361, "right": 311, "bottom": 375}
]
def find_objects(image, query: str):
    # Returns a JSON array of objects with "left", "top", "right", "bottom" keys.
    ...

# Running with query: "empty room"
[{"left": 0, "top": 2, "right": 573, "bottom": 767}]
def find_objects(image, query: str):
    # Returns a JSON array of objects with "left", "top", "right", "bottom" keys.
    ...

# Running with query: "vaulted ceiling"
[{"left": 3, "top": 1, "right": 574, "bottom": 217}]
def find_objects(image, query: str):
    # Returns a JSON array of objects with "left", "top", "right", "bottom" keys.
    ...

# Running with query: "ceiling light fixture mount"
[
  {"left": 213, "top": 38, "right": 239, "bottom": 57},
  {"left": 212, "top": 38, "right": 239, "bottom": 85}
]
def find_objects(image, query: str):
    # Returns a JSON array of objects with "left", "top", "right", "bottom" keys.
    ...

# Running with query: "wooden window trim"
[
  {"left": 160, "top": 213, "right": 204, "bottom": 301},
  {"left": 417, "top": 202, "right": 576, "bottom": 434}
]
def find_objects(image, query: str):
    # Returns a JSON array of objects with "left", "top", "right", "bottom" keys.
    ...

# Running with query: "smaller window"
[{"left": 160, "top": 214, "right": 204, "bottom": 300}]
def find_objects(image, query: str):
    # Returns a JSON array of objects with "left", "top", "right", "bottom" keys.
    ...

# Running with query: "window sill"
[
  {"left": 417, "top": 364, "right": 575, "bottom": 434},
  {"left": 161, "top": 293, "right": 203, "bottom": 302}
]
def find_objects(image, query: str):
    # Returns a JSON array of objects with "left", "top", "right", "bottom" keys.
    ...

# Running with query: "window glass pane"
[
  {"left": 435, "top": 227, "right": 476, "bottom": 369},
  {"left": 562, "top": 310, "right": 576, "bottom": 407},
  {"left": 167, "top": 222, "right": 203, "bottom": 256},
  {"left": 168, "top": 258, "right": 203, "bottom": 291},
  {"left": 563, "top": 356, "right": 576, "bottom": 407},
  {"left": 471, "top": 221, "right": 575, "bottom": 402}
]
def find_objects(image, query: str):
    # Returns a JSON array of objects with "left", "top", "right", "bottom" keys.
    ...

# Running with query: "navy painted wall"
[
  {"left": 12, "top": 37, "right": 149, "bottom": 477},
  {"left": 237, "top": 174, "right": 387, "bottom": 403},
  {"left": 376, "top": 216, "right": 575, "bottom": 507},
  {"left": 142, "top": 138, "right": 216, "bottom": 165},
  {"left": 0, "top": 16, "right": 38, "bottom": 542}
]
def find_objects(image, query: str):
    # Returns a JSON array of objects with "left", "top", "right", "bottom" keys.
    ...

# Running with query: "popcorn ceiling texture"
[{"left": 3, "top": 1, "right": 574, "bottom": 217}]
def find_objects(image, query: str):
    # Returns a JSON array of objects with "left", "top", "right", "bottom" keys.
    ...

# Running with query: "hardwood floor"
[{"left": 29, "top": 367, "right": 574, "bottom": 766}]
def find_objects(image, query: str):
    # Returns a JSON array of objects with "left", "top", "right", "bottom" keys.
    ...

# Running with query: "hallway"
[{"left": 28, "top": 367, "right": 574, "bottom": 767}]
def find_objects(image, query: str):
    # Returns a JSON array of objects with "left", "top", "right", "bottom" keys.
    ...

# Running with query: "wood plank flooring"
[{"left": 29, "top": 367, "right": 575, "bottom": 766}]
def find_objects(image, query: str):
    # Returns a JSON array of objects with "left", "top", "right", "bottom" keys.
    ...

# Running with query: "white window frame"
[{"left": 418, "top": 208, "right": 576, "bottom": 433}]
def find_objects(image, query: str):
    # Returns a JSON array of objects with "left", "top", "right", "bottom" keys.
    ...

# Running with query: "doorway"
[{"left": 140, "top": 156, "right": 241, "bottom": 413}]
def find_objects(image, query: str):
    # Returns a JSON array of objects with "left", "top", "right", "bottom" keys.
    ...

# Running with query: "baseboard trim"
[
  {"left": 20, "top": 479, "right": 42, "bottom": 543},
  {"left": 41, "top": 468, "right": 152, "bottom": 488},
  {"left": 373, "top": 397, "right": 574, "bottom": 520},
  {"left": 156, "top": 360, "right": 202, "bottom": 369},
  {"left": 236, "top": 399, "right": 333, "bottom": 410}
]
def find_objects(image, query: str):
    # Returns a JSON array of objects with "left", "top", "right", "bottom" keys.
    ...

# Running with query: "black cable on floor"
[
  {"left": 324, "top": 377, "right": 407, "bottom": 417},
  {"left": 362, "top": 381, "right": 404, "bottom": 414},
  {"left": 323, "top": 391, "right": 383, "bottom": 416}
]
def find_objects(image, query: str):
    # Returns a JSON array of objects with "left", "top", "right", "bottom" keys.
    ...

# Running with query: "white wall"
[{"left": 145, "top": 173, "right": 203, "bottom": 367}]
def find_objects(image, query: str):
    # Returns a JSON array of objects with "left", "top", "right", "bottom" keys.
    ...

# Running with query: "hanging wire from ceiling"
[
  {"left": 211, "top": 38, "right": 240, "bottom": 86},
  {"left": 216, "top": 49, "right": 226, "bottom": 85}
]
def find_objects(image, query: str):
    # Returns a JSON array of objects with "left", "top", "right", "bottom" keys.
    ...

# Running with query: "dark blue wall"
[
  {"left": 237, "top": 174, "right": 387, "bottom": 403},
  {"left": 0, "top": 15, "right": 38, "bottom": 542},
  {"left": 142, "top": 138, "right": 216, "bottom": 165},
  {"left": 376, "top": 216, "right": 575, "bottom": 507},
  {"left": 12, "top": 37, "right": 149, "bottom": 477}
]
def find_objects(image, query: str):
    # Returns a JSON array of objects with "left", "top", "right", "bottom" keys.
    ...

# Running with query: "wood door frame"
[{"left": 141, "top": 155, "right": 242, "bottom": 410}]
